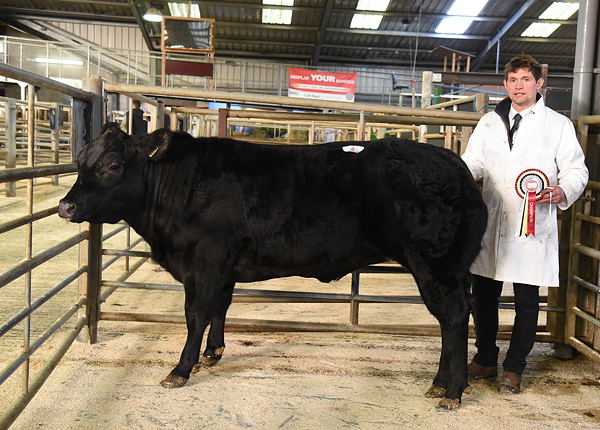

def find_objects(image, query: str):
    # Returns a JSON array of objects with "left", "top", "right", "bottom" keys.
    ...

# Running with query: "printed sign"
[{"left": 288, "top": 67, "right": 357, "bottom": 102}]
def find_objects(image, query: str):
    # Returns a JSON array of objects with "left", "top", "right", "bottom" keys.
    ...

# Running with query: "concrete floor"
[{"left": 1, "top": 180, "right": 600, "bottom": 429}]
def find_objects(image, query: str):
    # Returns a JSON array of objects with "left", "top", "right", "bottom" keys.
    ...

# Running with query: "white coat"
[{"left": 462, "top": 96, "right": 588, "bottom": 286}]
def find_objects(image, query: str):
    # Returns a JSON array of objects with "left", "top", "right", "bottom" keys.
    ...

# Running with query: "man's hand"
[{"left": 538, "top": 186, "right": 565, "bottom": 204}]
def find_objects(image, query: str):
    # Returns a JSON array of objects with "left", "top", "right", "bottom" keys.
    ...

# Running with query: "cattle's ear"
[{"left": 143, "top": 129, "right": 172, "bottom": 161}]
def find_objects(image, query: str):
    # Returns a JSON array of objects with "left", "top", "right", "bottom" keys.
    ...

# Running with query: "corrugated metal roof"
[{"left": 0, "top": 0, "right": 580, "bottom": 72}]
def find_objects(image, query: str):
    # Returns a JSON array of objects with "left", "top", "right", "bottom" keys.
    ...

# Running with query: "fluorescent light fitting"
[
  {"left": 447, "top": 0, "right": 489, "bottom": 16},
  {"left": 539, "top": 2, "right": 579, "bottom": 20},
  {"left": 34, "top": 57, "right": 83, "bottom": 65},
  {"left": 350, "top": 13, "right": 383, "bottom": 29},
  {"left": 143, "top": 7, "right": 163, "bottom": 22},
  {"left": 356, "top": 0, "right": 390, "bottom": 12},
  {"left": 435, "top": 16, "right": 474, "bottom": 34},
  {"left": 262, "top": 0, "right": 294, "bottom": 25},
  {"left": 520, "top": 22, "right": 561, "bottom": 38}
]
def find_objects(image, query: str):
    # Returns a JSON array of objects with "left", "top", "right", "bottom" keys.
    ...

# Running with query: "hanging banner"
[{"left": 288, "top": 67, "right": 357, "bottom": 102}]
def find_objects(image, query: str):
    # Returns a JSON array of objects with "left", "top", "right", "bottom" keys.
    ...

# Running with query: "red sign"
[{"left": 288, "top": 67, "right": 357, "bottom": 102}]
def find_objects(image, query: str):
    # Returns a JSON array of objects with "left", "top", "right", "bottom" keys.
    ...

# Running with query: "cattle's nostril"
[{"left": 58, "top": 200, "right": 76, "bottom": 219}]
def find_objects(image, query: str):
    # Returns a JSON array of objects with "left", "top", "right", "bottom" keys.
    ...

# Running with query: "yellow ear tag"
[{"left": 148, "top": 146, "right": 159, "bottom": 158}]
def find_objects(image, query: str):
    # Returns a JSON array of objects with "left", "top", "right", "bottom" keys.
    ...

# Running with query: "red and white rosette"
[{"left": 515, "top": 169, "right": 549, "bottom": 237}]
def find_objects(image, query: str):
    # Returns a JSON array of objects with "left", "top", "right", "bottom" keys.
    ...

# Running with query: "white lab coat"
[{"left": 462, "top": 97, "right": 588, "bottom": 286}]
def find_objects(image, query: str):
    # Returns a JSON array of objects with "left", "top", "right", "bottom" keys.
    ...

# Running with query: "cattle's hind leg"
[
  {"left": 404, "top": 254, "right": 470, "bottom": 410},
  {"left": 193, "top": 283, "right": 235, "bottom": 373}
]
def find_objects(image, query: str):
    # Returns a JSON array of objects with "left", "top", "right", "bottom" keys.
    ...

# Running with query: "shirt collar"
[{"left": 510, "top": 96, "right": 545, "bottom": 120}]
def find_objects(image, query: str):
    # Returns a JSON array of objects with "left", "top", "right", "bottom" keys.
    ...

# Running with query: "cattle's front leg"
[
  {"left": 161, "top": 281, "right": 211, "bottom": 388},
  {"left": 193, "top": 282, "right": 235, "bottom": 373}
]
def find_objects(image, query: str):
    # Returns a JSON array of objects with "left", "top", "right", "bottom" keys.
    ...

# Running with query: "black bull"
[{"left": 59, "top": 124, "right": 487, "bottom": 409}]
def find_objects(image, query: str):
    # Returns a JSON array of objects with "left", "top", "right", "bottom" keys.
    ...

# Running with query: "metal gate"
[
  {"left": 565, "top": 115, "right": 600, "bottom": 362},
  {"left": 0, "top": 63, "right": 100, "bottom": 429}
]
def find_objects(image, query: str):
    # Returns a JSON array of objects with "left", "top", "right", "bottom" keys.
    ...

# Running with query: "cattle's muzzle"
[{"left": 58, "top": 200, "right": 76, "bottom": 220}]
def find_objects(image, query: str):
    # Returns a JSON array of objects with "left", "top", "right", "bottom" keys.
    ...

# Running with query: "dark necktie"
[{"left": 509, "top": 113, "right": 522, "bottom": 147}]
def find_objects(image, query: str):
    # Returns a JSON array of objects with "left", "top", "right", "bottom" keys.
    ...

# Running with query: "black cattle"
[{"left": 59, "top": 123, "right": 487, "bottom": 409}]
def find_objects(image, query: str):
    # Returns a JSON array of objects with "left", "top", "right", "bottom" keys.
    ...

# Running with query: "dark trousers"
[{"left": 471, "top": 274, "right": 540, "bottom": 375}]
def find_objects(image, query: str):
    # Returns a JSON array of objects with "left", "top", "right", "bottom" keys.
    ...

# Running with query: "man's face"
[{"left": 503, "top": 67, "right": 544, "bottom": 111}]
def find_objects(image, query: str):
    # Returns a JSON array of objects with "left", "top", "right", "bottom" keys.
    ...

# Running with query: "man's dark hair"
[
  {"left": 504, "top": 55, "right": 542, "bottom": 81},
  {"left": 132, "top": 99, "right": 142, "bottom": 109}
]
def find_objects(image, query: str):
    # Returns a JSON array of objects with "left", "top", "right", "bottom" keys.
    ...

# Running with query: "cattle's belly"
[{"left": 232, "top": 245, "right": 384, "bottom": 283}]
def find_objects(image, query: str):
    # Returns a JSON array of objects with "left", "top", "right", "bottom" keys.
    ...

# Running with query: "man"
[
  {"left": 461, "top": 55, "right": 588, "bottom": 394},
  {"left": 122, "top": 99, "right": 148, "bottom": 136}
]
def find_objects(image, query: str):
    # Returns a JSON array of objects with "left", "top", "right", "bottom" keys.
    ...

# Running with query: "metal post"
[
  {"left": 350, "top": 271, "right": 360, "bottom": 325},
  {"left": 51, "top": 103, "right": 60, "bottom": 185},
  {"left": 155, "top": 100, "right": 165, "bottom": 130},
  {"left": 357, "top": 111, "right": 365, "bottom": 141},
  {"left": 218, "top": 108, "right": 229, "bottom": 138},
  {"left": 420, "top": 71, "right": 433, "bottom": 143},
  {"left": 78, "top": 77, "right": 104, "bottom": 344},
  {"left": 170, "top": 111, "right": 178, "bottom": 131},
  {"left": 5, "top": 99, "right": 17, "bottom": 197},
  {"left": 571, "top": 0, "right": 599, "bottom": 118},
  {"left": 22, "top": 84, "right": 36, "bottom": 395}
]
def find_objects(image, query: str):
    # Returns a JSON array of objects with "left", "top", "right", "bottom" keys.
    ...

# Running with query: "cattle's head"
[{"left": 59, "top": 122, "right": 169, "bottom": 224}]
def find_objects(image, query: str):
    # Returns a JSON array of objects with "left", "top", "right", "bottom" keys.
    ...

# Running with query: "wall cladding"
[{"left": 45, "top": 21, "right": 147, "bottom": 53}]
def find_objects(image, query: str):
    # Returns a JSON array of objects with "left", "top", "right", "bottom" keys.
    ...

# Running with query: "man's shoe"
[
  {"left": 499, "top": 371, "right": 522, "bottom": 394},
  {"left": 467, "top": 360, "right": 498, "bottom": 379}
]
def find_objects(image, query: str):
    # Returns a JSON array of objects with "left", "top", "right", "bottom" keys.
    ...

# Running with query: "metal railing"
[
  {"left": 93, "top": 82, "right": 559, "bottom": 342},
  {"left": 0, "top": 35, "right": 427, "bottom": 104},
  {"left": 0, "top": 97, "right": 72, "bottom": 195},
  {"left": 0, "top": 63, "right": 94, "bottom": 429},
  {"left": 565, "top": 115, "right": 600, "bottom": 363}
]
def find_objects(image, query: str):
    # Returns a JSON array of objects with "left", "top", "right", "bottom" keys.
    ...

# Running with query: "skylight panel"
[
  {"left": 356, "top": 0, "right": 391, "bottom": 12},
  {"left": 435, "top": 0, "right": 490, "bottom": 34},
  {"left": 262, "top": 0, "right": 294, "bottom": 25},
  {"left": 447, "top": 0, "right": 489, "bottom": 16},
  {"left": 520, "top": 2, "right": 578, "bottom": 38},
  {"left": 539, "top": 2, "right": 579, "bottom": 20},
  {"left": 350, "top": 14, "right": 383, "bottom": 29},
  {"left": 435, "top": 17, "right": 476, "bottom": 35},
  {"left": 350, "top": 0, "right": 389, "bottom": 29},
  {"left": 521, "top": 22, "right": 561, "bottom": 38},
  {"left": 168, "top": 3, "right": 201, "bottom": 18}
]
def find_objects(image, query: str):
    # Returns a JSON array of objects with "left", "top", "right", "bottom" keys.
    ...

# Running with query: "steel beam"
[
  {"left": 471, "top": 0, "right": 536, "bottom": 71},
  {"left": 311, "top": 0, "right": 334, "bottom": 66}
]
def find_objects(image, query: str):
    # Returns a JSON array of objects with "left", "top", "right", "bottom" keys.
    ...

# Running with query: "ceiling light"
[
  {"left": 350, "top": 14, "right": 383, "bottom": 29},
  {"left": 356, "top": 0, "right": 390, "bottom": 12},
  {"left": 539, "top": 2, "right": 579, "bottom": 20},
  {"left": 435, "top": 0, "right": 489, "bottom": 34},
  {"left": 521, "top": 22, "right": 561, "bottom": 38},
  {"left": 33, "top": 58, "right": 83, "bottom": 65},
  {"left": 435, "top": 17, "right": 475, "bottom": 35},
  {"left": 447, "top": 0, "right": 489, "bottom": 16},
  {"left": 143, "top": 7, "right": 163, "bottom": 22},
  {"left": 262, "top": 0, "right": 294, "bottom": 25}
]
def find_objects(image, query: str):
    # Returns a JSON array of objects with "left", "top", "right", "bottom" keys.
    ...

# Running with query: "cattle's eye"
[{"left": 109, "top": 163, "right": 122, "bottom": 172}]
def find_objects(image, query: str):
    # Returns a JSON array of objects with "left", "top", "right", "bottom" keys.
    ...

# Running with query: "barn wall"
[{"left": 43, "top": 20, "right": 147, "bottom": 54}]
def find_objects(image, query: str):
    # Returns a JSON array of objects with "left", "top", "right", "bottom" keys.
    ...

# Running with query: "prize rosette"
[{"left": 515, "top": 169, "right": 549, "bottom": 237}]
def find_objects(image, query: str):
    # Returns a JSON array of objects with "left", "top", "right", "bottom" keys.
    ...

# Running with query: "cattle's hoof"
[
  {"left": 160, "top": 374, "right": 188, "bottom": 388},
  {"left": 437, "top": 398, "right": 461, "bottom": 410},
  {"left": 463, "top": 385, "right": 473, "bottom": 394},
  {"left": 192, "top": 346, "right": 225, "bottom": 374},
  {"left": 425, "top": 385, "right": 446, "bottom": 398}
]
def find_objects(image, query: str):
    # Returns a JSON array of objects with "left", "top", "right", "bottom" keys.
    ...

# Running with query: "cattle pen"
[{"left": 1, "top": 62, "right": 600, "bottom": 429}]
